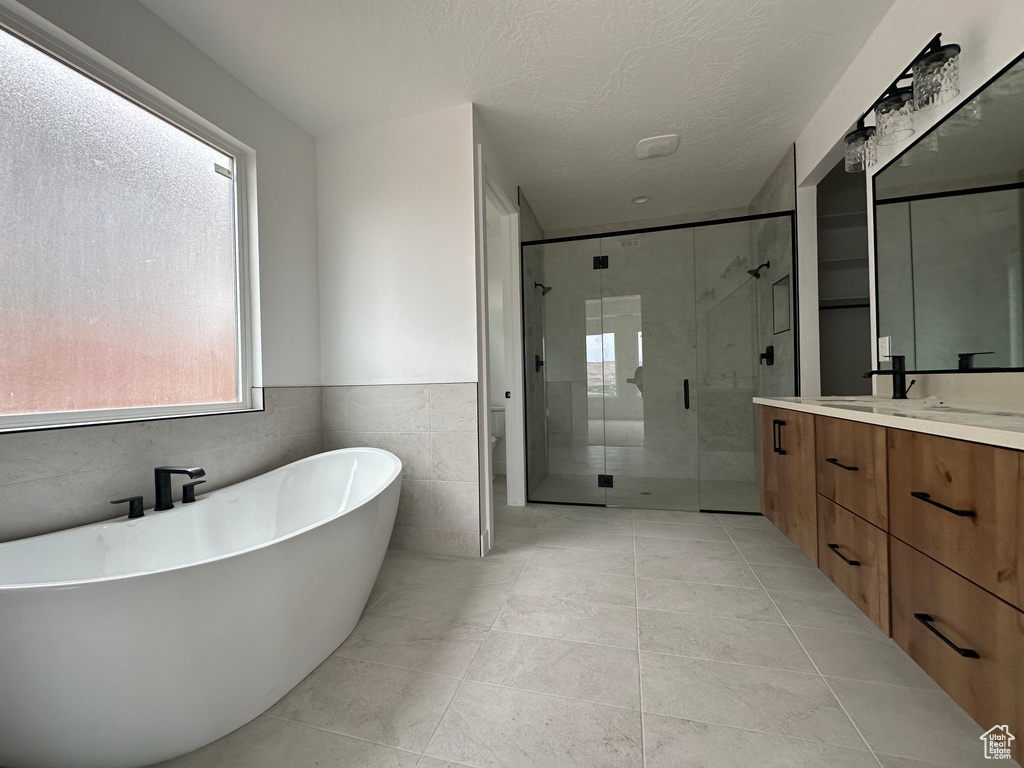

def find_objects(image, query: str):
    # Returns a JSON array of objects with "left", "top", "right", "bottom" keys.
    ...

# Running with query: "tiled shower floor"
[{"left": 157, "top": 491, "right": 1012, "bottom": 768}]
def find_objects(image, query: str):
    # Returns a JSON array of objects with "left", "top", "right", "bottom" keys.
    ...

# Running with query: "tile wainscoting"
[
  {"left": 0, "top": 387, "right": 323, "bottom": 543},
  {"left": 0, "top": 384, "right": 482, "bottom": 555},
  {"left": 322, "top": 383, "right": 481, "bottom": 558}
]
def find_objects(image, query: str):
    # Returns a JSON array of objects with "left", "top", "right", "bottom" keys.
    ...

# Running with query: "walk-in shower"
[{"left": 521, "top": 213, "right": 797, "bottom": 513}]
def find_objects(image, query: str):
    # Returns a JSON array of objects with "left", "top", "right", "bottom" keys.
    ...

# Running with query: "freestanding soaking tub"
[{"left": 0, "top": 447, "right": 402, "bottom": 768}]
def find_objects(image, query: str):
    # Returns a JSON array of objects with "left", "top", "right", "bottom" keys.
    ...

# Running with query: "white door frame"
[{"left": 475, "top": 149, "right": 526, "bottom": 556}]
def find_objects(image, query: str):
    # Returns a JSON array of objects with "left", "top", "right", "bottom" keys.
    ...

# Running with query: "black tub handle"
[
  {"left": 914, "top": 613, "right": 980, "bottom": 658},
  {"left": 827, "top": 543, "right": 860, "bottom": 566},
  {"left": 910, "top": 491, "right": 974, "bottom": 518},
  {"left": 825, "top": 457, "right": 859, "bottom": 472}
]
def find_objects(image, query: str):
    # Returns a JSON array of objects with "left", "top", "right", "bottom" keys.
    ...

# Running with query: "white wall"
[
  {"left": 14, "top": 0, "right": 322, "bottom": 387},
  {"left": 318, "top": 103, "right": 478, "bottom": 385},
  {"left": 794, "top": 0, "right": 1024, "bottom": 399}
]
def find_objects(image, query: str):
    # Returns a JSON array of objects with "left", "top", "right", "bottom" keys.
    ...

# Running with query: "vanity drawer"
[
  {"left": 891, "top": 538, "right": 1024, "bottom": 759},
  {"left": 816, "top": 496, "right": 890, "bottom": 634},
  {"left": 815, "top": 416, "right": 887, "bottom": 529},
  {"left": 888, "top": 429, "right": 1024, "bottom": 609}
]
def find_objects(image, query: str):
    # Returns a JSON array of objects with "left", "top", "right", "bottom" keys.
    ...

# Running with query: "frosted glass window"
[{"left": 0, "top": 26, "right": 244, "bottom": 423}]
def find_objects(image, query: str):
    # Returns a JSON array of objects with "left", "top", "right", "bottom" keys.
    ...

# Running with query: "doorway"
[{"left": 479, "top": 177, "right": 526, "bottom": 554}]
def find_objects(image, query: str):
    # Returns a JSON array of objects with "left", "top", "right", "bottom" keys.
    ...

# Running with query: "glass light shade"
[
  {"left": 844, "top": 126, "right": 877, "bottom": 173},
  {"left": 876, "top": 88, "right": 915, "bottom": 146},
  {"left": 913, "top": 44, "right": 961, "bottom": 110}
]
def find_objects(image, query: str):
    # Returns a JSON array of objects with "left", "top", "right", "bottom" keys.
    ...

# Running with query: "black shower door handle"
[{"left": 683, "top": 379, "right": 690, "bottom": 410}]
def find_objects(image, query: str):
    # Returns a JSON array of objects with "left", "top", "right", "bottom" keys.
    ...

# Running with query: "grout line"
[
  {"left": 465, "top": 624, "right": 637, "bottom": 652},
  {"left": 634, "top": 603, "right": 796, "bottom": 627},
  {"left": 634, "top": 519, "right": 647, "bottom": 767},
  {"left": 412, "top": 514, "right": 538, "bottom": 765},
  {"left": 459, "top": 678, "right": 640, "bottom": 713},
  {"left": 517, "top": 562, "right": 636, "bottom": 578},
  {"left": 478, "top": 588, "right": 639, "bottom": 615},
  {"left": 264, "top": 713, "right": 422, "bottom": 756},
  {"left": 638, "top": 709, "right": 880, "bottom": 756},
  {"left": 816, "top": 672, "right": 943, "bottom": 693},
  {"left": 360, "top": 601, "right": 510, "bottom": 633},
  {"left": 720, "top": 525, "right": 887, "bottom": 768},
  {"left": 323, "top": 653, "right": 463, "bottom": 681},
  {"left": 638, "top": 646, "right": 821, "bottom": 674},
  {"left": 416, "top": 754, "right": 480, "bottom": 768},
  {"left": 362, "top": 586, "right": 395, "bottom": 614},
  {"left": 635, "top": 573, "right": 767, "bottom": 592}
]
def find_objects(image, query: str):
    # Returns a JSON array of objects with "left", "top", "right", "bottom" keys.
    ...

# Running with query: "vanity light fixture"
[
  {"left": 875, "top": 86, "right": 916, "bottom": 146},
  {"left": 632, "top": 195, "right": 651, "bottom": 204},
  {"left": 913, "top": 43, "right": 961, "bottom": 110},
  {"left": 843, "top": 120, "right": 877, "bottom": 173},
  {"left": 843, "top": 33, "right": 961, "bottom": 172}
]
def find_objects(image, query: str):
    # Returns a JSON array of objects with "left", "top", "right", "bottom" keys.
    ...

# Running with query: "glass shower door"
[
  {"left": 522, "top": 213, "right": 795, "bottom": 513},
  {"left": 522, "top": 238, "right": 608, "bottom": 505},
  {"left": 600, "top": 230, "right": 700, "bottom": 510}
]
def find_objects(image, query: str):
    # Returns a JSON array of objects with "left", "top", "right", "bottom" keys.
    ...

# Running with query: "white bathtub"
[{"left": 0, "top": 447, "right": 402, "bottom": 768}]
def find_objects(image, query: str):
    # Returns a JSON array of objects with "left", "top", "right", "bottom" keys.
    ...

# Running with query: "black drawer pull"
[
  {"left": 910, "top": 491, "right": 975, "bottom": 518},
  {"left": 826, "top": 543, "right": 860, "bottom": 566},
  {"left": 774, "top": 420, "right": 787, "bottom": 455},
  {"left": 825, "top": 457, "right": 859, "bottom": 472},
  {"left": 914, "top": 613, "right": 980, "bottom": 658}
]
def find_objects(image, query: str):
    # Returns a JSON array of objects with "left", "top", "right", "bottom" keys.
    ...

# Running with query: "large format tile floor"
[{"left": 158, "top": 486, "right": 1015, "bottom": 768}]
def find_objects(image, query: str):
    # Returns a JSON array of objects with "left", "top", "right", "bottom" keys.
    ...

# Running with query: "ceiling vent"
[{"left": 635, "top": 134, "right": 679, "bottom": 159}]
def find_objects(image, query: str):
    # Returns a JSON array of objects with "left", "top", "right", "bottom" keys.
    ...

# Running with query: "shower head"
[
  {"left": 534, "top": 282, "right": 553, "bottom": 296},
  {"left": 747, "top": 261, "right": 770, "bottom": 279}
]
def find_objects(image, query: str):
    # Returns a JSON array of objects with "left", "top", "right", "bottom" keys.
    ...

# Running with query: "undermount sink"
[{"left": 814, "top": 397, "right": 1024, "bottom": 419}]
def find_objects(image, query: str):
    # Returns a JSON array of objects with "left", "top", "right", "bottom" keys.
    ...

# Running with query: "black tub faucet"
[
  {"left": 863, "top": 355, "right": 914, "bottom": 400},
  {"left": 154, "top": 466, "right": 206, "bottom": 511}
]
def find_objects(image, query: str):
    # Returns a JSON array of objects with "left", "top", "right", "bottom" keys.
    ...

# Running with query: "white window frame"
[{"left": 0, "top": 3, "right": 262, "bottom": 433}]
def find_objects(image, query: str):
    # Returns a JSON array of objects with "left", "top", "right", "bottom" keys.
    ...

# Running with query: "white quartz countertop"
[{"left": 753, "top": 396, "right": 1024, "bottom": 452}]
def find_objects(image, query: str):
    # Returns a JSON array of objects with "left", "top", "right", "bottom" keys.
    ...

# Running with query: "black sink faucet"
[
  {"left": 154, "top": 466, "right": 206, "bottom": 511},
  {"left": 958, "top": 351, "right": 994, "bottom": 370},
  {"left": 863, "top": 354, "right": 913, "bottom": 400}
]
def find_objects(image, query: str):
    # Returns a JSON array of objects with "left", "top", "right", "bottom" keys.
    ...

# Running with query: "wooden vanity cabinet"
[
  {"left": 758, "top": 404, "right": 1024, "bottom": 754},
  {"left": 759, "top": 405, "right": 817, "bottom": 565},
  {"left": 891, "top": 538, "right": 1024, "bottom": 760},
  {"left": 888, "top": 428, "right": 1024, "bottom": 611},
  {"left": 815, "top": 416, "right": 888, "bottom": 529},
  {"left": 817, "top": 496, "right": 890, "bottom": 634}
]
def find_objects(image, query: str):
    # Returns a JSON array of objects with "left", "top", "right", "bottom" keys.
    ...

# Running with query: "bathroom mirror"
[{"left": 873, "top": 52, "right": 1024, "bottom": 372}]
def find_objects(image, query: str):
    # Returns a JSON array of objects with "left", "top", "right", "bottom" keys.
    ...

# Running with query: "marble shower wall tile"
[
  {"left": 0, "top": 388, "right": 324, "bottom": 543},
  {"left": 322, "top": 383, "right": 480, "bottom": 558}
]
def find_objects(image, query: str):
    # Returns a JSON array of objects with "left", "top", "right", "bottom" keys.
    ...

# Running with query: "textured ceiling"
[{"left": 138, "top": 0, "right": 894, "bottom": 232}]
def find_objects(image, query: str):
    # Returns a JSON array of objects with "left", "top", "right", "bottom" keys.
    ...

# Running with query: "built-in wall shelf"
[
  {"left": 820, "top": 296, "right": 870, "bottom": 309},
  {"left": 819, "top": 256, "right": 869, "bottom": 267},
  {"left": 817, "top": 211, "right": 868, "bottom": 228}
]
